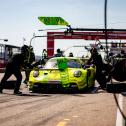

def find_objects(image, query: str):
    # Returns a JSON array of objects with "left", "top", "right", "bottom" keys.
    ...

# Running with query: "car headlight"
[
  {"left": 33, "top": 71, "right": 39, "bottom": 77},
  {"left": 74, "top": 70, "right": 82, "bottom": 77}
]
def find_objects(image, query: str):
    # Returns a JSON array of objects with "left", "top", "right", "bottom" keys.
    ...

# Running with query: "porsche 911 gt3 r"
[{"left": 28, "top": 57, "right": 96, "bottom": 92}]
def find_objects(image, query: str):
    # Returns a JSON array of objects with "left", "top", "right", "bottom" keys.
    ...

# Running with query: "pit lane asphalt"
[{"left": 0, "top": 72, "right": 125, "bottom": 126}]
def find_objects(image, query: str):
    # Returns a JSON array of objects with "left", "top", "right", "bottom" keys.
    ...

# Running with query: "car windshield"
[{"left": 44, "top": 58, "right": 82, "bottom": 69}]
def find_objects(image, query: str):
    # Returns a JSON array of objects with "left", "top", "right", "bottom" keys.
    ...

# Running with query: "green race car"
[{"left": 28, "top": 57, "right": 96, "bottom": 92}]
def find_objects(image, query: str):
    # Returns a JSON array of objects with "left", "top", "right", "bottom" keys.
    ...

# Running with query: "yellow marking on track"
[
  {"left": 56, "top": 116, "right": 78, "bottom": 126},
  {"left": 64, "top": 118, "right": 70, "bottom": 121},
  {"left": 56, "top": 121, "right": 67, "bottom": 126}
]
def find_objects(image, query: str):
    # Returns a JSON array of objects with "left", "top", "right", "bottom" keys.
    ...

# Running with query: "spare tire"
[{"left": 112, "top": 58, "right": 126, "bottom": 81}]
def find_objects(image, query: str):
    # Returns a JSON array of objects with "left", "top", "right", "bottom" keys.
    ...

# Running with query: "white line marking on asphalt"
[{"left": 116, "top": 94, "right": 123, "bottom": 126}]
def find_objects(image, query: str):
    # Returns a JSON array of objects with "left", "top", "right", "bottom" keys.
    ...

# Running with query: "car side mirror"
[
  {"left": 83, "top": 65, "right": 90, "bottom": 69},
  {"left": 37, "top": 65, "right": 43, "bottom": 69}
]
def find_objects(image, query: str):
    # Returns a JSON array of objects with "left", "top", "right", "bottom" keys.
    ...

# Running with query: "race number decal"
[
  {"left": 57, "top": 58, "right": 69, "bottom": 85},
  {"left": 57, "top": 58, "right": 68, "bottom": 70}
]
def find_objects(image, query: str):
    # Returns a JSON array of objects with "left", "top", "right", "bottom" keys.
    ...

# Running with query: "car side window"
[
  {"left": 67, "top": 60, "right": 81, "bottom": 68},
  {"left": 44, "top": 60, "right": 58, "bottom": 69}
]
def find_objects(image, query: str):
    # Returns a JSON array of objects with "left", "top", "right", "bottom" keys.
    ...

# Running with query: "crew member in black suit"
[
  {"left": 23, "top": 46, "right": 35, "bottom": 84},
  {"left": 0, "top": 45, "right": 29, "bottom": 94},
  {"left": 87, "top": 47, "right": 107, "bottom": 90},
  {"left": 54, "top": 48, "right": 63, "bottom": 57}
]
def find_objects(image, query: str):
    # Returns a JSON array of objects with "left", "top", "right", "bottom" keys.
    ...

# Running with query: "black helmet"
[
  {"left": 21, "top": 45, "right": 29, "bottom": 53},
  {"left": 69, "top": 52, "right": 73, "bottom": 57},
  {"left": 57, "top": 48, "right": 61, "bottom": 53}
]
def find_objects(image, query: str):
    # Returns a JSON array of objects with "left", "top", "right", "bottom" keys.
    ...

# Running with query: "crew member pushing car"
[
  {"left": 87, "top": 47, "right": 107, "bottom": 90},
  {"left": 0, "top": 45, "right": 29, "bottom": 94}
]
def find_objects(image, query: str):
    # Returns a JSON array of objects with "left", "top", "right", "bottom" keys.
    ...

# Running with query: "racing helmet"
[{"left": 21, "top": 45, "right": 29, "bottom": 53}]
